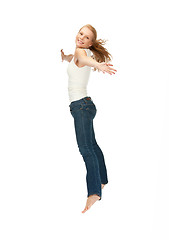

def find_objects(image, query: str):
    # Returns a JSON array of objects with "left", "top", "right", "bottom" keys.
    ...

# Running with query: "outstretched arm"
[
  {"left": 75, "top": 48, "right": 117, "bottom": 75},
  {"left": 61, "top": 49, "right": 73, "bottom": 62}
]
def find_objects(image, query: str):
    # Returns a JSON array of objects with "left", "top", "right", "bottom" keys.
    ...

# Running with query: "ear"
[{"left": 89, "top": 39, "right": 94, "bottom": 48}]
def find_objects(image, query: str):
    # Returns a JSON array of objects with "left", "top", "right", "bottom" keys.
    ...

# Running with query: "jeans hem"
[
  {"left": 102, "top": 181, "right": 108, "bottom": 185},
  {"left": 87, "top": 193, "right": 102, "bottom": 201}
]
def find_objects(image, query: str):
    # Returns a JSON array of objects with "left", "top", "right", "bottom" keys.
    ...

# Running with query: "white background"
[{"left": 0, "top": 0, "right": 169, "bottom": 239}]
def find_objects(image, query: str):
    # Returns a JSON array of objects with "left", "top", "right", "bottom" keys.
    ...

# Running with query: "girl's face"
[{"left": 75, "top": 27, "right": 94, "bottom": 49}]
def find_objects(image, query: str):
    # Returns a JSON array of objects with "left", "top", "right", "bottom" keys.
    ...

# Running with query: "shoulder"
[
  {"left": 75, "top": 48, "right": 87, "bottom": 57},
  {"left": 85, "top": 48, "right": 92, "bottom": 57}
]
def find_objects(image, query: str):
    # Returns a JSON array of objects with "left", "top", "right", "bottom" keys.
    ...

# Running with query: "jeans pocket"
[
  {"left": 70, "top": 105, "right": 83, "bottom": 116},
  {"left": 85, "top": 104, "right": 97, "bottom": 119}
]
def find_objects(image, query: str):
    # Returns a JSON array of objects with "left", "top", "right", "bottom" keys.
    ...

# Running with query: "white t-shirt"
[{"left": 67, "top": 48, "right": 92, "bottom": 102}]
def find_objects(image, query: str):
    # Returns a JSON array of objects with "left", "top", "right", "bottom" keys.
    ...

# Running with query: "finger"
[
  {"left": 105, "top": 69, "right": 112, "bottom": 75},
  {"left": 108, "top": 70, "right": 115, "bottom": 75},
  {"left": 108, "top": 67, "right": 117, "bottom": 72},
  {"left": 110, "top": 70, "right": 116, "bottom": 74},
  {"left": 105, "top": 64, "right": 117, "bottom": 70},
  {"left": 107, "top": 66, "right": 116, "bottom": 70}
]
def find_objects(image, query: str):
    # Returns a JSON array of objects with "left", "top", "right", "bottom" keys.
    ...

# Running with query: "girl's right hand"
[
  {"left": 61, "top": 49, "right": 65, "bottom": 62},
  {"left": 97, "top": 62, "right": 117, "bottom": 75}
]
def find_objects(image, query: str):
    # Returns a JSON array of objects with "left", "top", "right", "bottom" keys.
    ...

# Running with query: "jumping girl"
[{"left": 61, "top": 24, "right": 117, "bottom": 213}]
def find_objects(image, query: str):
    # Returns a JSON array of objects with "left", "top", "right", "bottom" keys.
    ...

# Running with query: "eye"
[
  {"left": 80, "top": 32, "right": 83, "bottom": 35},
  {"left": 86, "top": 37, "right": 89, "bottom": 39}
]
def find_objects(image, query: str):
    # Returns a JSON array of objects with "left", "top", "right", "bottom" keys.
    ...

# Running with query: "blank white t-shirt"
[{"left": 67, "top": 48, "right": 92, "bottom": 102}]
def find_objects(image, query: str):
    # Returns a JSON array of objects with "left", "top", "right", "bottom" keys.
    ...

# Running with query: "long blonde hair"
[{"left": 79, "top": 24, "right": 112, "bottom": 70}]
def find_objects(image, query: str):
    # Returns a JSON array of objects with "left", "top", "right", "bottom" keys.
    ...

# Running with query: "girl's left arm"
[
  {"left": 76, "top": 48, "right": 117, "bottom": 75},
  {"left": 75, "top": 48, "right": 99, "bottom": 69}
]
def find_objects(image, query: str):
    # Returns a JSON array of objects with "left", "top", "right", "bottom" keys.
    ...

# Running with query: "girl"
[{"left": 61, "top": 24, "right": 117, "bottom": 213}]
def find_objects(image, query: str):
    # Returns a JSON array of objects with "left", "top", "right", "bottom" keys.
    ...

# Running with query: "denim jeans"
[{"left": 69, "top": 97, "right": 108, "bottom": 199}]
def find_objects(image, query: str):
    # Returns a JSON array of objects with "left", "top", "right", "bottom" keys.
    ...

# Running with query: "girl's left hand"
[{"left": 97, "top": 62, "right": 117, "bottom": 75}]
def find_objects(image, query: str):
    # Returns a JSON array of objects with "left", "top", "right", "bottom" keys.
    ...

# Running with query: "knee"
[{"left": 78, "top": 144, "right": 94, "bottom": 158}]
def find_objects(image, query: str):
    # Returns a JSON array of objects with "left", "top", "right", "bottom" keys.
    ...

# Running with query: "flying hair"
[{"left": 79, "top": 24, "right": 112, "bottom": 71}]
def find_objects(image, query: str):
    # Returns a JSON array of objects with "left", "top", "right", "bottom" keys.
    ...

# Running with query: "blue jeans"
[{"left": 69, "top": 97, "right": 108, "bottom": 199}]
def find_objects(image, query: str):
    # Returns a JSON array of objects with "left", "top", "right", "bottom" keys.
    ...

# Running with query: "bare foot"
[{"left": 82, "top": 194, "right": 100, "bottom": 213}]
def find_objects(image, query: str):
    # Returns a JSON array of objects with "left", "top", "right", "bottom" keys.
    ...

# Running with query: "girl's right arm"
[{"left": 61, "top": 49, "right": 73, "bottom": 62}]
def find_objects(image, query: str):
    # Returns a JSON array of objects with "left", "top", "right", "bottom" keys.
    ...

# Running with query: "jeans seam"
[{"left": 81, "top": 109, "right": 101, "bottom": 197}]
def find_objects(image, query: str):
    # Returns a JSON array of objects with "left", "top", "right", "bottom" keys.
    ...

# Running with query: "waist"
[
  {"left": 69, "top": 96, "right": 93, "bottom": 107},
  {"left": 68, "top": 87, "right": 88, "bottom": 103}
]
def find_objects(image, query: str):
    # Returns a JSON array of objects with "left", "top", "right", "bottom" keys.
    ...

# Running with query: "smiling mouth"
[{"left": 78, "top": 39, "right": 84, "bottom": 44}]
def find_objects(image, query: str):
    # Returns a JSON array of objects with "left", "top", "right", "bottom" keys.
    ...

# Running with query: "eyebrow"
[{"left": 80, "top": 30, "right": 90, "bottom": 38}]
